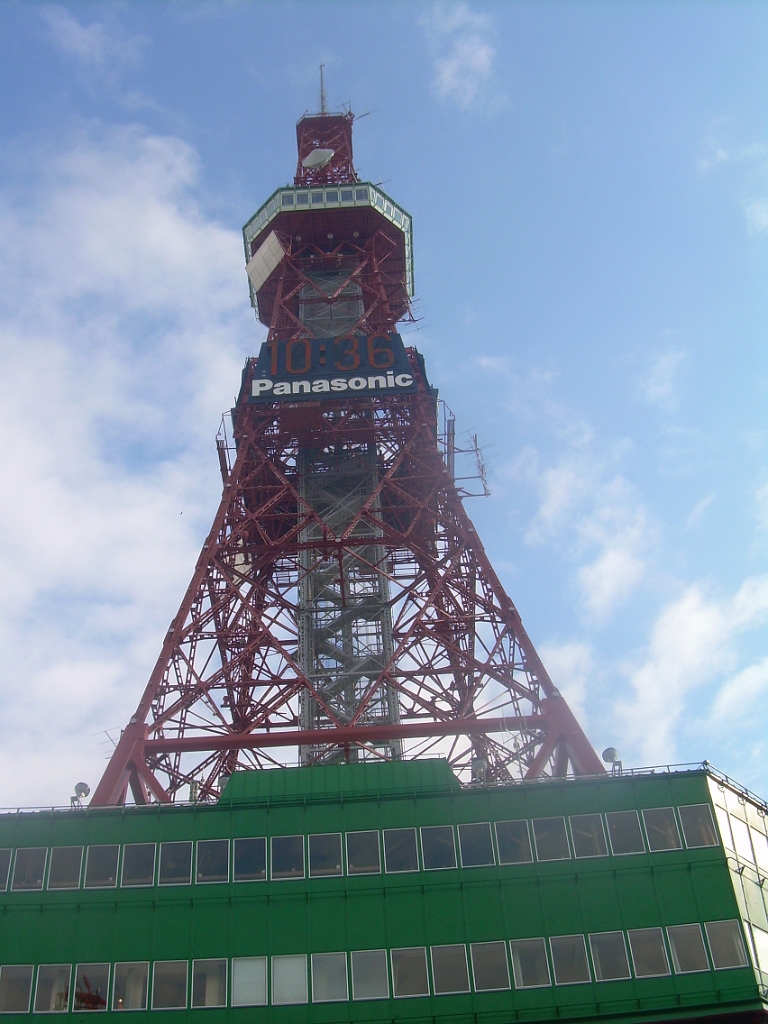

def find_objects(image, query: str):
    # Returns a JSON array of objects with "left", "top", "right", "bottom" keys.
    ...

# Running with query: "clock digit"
[
  {"left": 367, "top": 334, "right": 395, "bottom": 369},
  {"left": 334, "top": 335, "right": 360, "bottom": 371},
  {"left": 286, "top": 338, "right": 311, "bottom": 374}
]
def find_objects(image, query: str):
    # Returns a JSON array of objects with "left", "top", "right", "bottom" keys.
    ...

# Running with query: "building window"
[
  {"left": 230, "top": 958, "right": 266, "bottom": 1007},
  {"left": 355, "top": 189, "right": 368, "bottom": 201},
  {"left": 383, "top": 829, "right": 418, "bottom": 873},
  {"left": 470, "top": 942, "right": 511, "bottom": 991},
  {"left": 281, "top": 194, "right": 294, "bottom": 206},
  {"left": 34, "top": 966, "right": 71, "bottom": 1013},
  {"left": 297, "top": 193, "right": 309, "bottom": 205},
  {"left": 73, "top": 964, "right": 109, "bottom": 1011},
  {"left": 678, "top": 804, "right": 719, "bottom": 848},
  {"left": 112, "top": 963, "right": 148, "bottom": 1011},
  {"left": 308, "top": 834, "right": 343, "bottom": 877},
  {"left": 325, "top": 192, "right": 338, "bottom": 203},
  {"left": 642, "top": 808, "right": 682, "bottom": 852},
  {"left": 340, "top": 190, "right": 353, "bottom": 202},
  {"left": 311, "top": 193, "right": 323, "bottom": 204},
  {"left": 84, "top": 846, "right": 119, "bottom": 889},
  {"left": 191, "top": 960, "right": 226, "bottom": 1008},
  {"left": 605, "top": 810, "right": 645, "bottom": 855},
  {"left": 121, "top": 844, "right": 155, "bottom": 888},
  {"left": 346, "top": 831, "right": 380, "bottom": 875},
  {"left": 729, "top": 815, "right": 755, "bottom": 863},
  {"left": 233, "top": 837, "right": 266, "bottom": 881},
  {"left": 271, "top": 955, "right": 307, "bottom": 1005},
  {"left": 495, "top": 820, "right": 533, "bottom": 864},
  {"left": 752, "top": 827, "right": 768, "bottom": 873},
  {"left": 420, "top": 826, "right": 456, "bottom": 870},
  {"left": 570, "top": 814, "right": 608, "bottom": 858},
  {"left": 430, "top": 945, "right": 470, "bottom": 995},
  {"left": 705, "top": 920, "right": 749, "bottom": 970},
  {"left": 196, "top": 840, "right": 229, "bottom": 884},
  {"left": 588, "top": 932, "right": 631, "bottom": 981},
  {"left": 12, "top": 848, "right": 47, "bottom": 891},
  {"left": 351, "top": 950, "right": 389, "bottom": 1001},
  {"left": 667, "top": 925, "right": 709, "bottom": 973},
  {"left": 550, "top": 935, "right": 591, "bottom": 984},
  {"left": 151, "top": 962, "right": 187, "bottom": 1010},
  {"left": 310, "top": 953, "right": 348, "bottom": 1002},
  {"left": 532, "top": 818, "right": 570, "bottom": 861},
  {"left": 509, "top": 939, "right": 550, "bottom": 989},
  {"left": 628, "top": 928, "right": 671, "bottom": 977},
  {"left": 158, "top": 842, "right": 192, "bottom": 886},
  {"left": 391, "top": 948, "right": 429, "bottom": 997},
  {"left": 47, "top": 847, "right": 83, "bottom": 890},
  {"left": 457, "top": 823, "right": 495, "bottom": 866},
  {"left": 0, "top": 965, "right": 34, "bottom": 1013},
  {"left": 271, "top": 836, "right": 304, "bottom": 879},
  {"left": 0, "top": 850, "right": 12, "bottom": 891}
]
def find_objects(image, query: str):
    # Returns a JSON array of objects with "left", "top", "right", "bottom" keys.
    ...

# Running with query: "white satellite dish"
[{"left": 302, "top": 148, "right": 335, "bottom": 170}]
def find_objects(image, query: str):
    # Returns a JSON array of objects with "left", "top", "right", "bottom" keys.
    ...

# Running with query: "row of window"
[
  {"left": 0, "top": 920, "right": 748, "bottom": 1014},
  {"left": 0, "top": 803, "right": 719, "bottom": 893}
]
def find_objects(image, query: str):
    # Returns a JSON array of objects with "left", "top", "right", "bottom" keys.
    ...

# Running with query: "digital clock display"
[{"left": 250, "top": 332, "right": 417, "bottom": 403}]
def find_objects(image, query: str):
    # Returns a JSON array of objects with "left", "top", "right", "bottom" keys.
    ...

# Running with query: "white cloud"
[
  {"left": 0, "top": 125, "right": 257, "bottom": 806},
  {"left": 708, "top": 657, "right": 768, "bottom": 727},
  {"left": 420, "top": 2, "right": 497, "bottom": 109},
  {"left": 744, "top": 198, "right": 768, "bottom": 235},
  {"left": 756, "top": 482, "right": 768, "bottom": 531},
  {"left": 43, "top": 5, "right": 148, "bottom": 75},
  {"left": 684, "top": 492, "right": 715, "bottom": 531},
  {"left": 617, "top": 577, "right": 768, "bottom": 767},
  {"left": 638, "top": 349, "right": 686, "bottom": 410}
]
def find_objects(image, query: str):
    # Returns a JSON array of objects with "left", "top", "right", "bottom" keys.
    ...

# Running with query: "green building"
[{"left": 1, "top": 759, "right": 767, "bottom": 1023}]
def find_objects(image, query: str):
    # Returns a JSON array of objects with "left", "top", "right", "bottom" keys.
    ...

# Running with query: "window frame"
[
  {"left": 308, "top": 833, "right": 344, "bottom": 878},
  {"left": 704, "top": 919, "right": 750, "bottom": 970},
  {"left": 350, "top": 950, "right": 389, "bottom": 1001},
  {"left": 641, "top": 806, "right": 683, "bottom": 852},
  {"left": 549, "top": 934, "right": 592, "bottom": 985},
  {"left": 120, "top": 843, "right": 156, "bottom": 888},
  {"left": 509, "top": 938, "right": 552, "bottom": 989},
  {"left": 72, "top": 963, "right": 110, "bottom": 1012},
  {"left": 270, "top": 835, "right": 305, "bottom": 881},
  {"left": 678, "top": 804, "right": 720, "bottom": 849},
  {"left": 33, "top": 964, "right": 72, "bottom": 1014},
  {"left": 157, "top": 842, "right": 193, "bottom": 887},
  {"left": 229, "top": 957, "right": 267, "bottom": 1008},
  {"left": 0, "top": 964, "right": 34, "bottom": 1014},
  {"left": 429, "top": 945, "right": 470, "bottom": 995},
  {"left": 531, "top": 817, "right": 571, "bottom": 862},
  {"left": 588, "top": 931, "right": 632, "bottom": 981},
  {"left": 382, "top": 828, "right": 419, "bottom": 874},
  {"left": 12, "top": 848, "right": 48, "bottom": 892},
  {"left": 569, "top": 814, "right": 609, "bottom": 859},
  {"left": 345, "top": 831, "right": 381, "bottom": 876},
  {"left": 605, "top": 809, "right": 646, "bottom": 856},
  {"left": 0, "top": 849, "right": 11, "bottom": 891},
  {"left": 627, "top": 927, "right": 672, "bottom": 978},
  {"left": 270, "top": 954, "right": 308, "bottom": 1005},
  {"left": 232, "top": 836, "right": 267, "bottom": 883},
  {"left": 469, "top": 941, "right": 511, "bottom": 992},
  {"left": 190, "top": 958, "right": 227, "bottom": 1009},
  {"left": 457, "top": 822, "right": 496, "bottom": 867},
  {"left": 195, "top": 839, "right": 230, "bottom": 885},
  {"left": 494, "top": 819, "right": 533, "bottom": 865},
  {"left": 666, "top": 924, "right": 710, "bottom": 974},
  {"left": 419, "top": 825, "right": 457, "bottom": 871},
  {"left": 83, "top": 846, "right": 119, "bottom": 890},
  {"left": 150, "top": 961, "right": 188, "bottom": 1011},
  {"left": 390, "top": 946, "right": 430, "bottom": 999},
  {"left": 111, "top": 961, "right": 149, "bottom": 1012},
  {"left": 310, "top": 952, "right": 349, "bottom": 1003},
  {"left": 46, "top": 846, "right": 84, "bottom": 891}
]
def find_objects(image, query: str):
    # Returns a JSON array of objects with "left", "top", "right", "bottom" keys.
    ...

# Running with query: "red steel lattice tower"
[{"left": 92, "top": 107, "right": 604, "bottom": 806}]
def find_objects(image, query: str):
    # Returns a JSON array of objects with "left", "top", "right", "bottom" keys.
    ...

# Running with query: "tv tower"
[{"left": 91, "top": 99, "right": 604, "bottom": 807}]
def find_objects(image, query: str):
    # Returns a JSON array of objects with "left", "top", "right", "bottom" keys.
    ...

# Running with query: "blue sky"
[{"left": 0, "top": 1, "right": 765, "bottom": 806}]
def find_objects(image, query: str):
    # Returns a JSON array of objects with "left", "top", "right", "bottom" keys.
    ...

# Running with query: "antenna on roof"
[{"left": 319, "top": 63, "right": 327, "bottom": 115}]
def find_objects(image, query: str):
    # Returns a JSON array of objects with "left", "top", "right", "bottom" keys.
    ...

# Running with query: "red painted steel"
[{"left": 92, "top": 110, "right": 604, "bottom": 806}]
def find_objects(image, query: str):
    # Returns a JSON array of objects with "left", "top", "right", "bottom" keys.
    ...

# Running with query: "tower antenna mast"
[{"left": 319, "top": 63, "right": 327, "bottom": 114}]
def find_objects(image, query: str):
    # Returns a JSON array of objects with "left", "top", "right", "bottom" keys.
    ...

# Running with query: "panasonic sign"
[{"left": 249, "top": 332, "right": 418, "bottom": 403}]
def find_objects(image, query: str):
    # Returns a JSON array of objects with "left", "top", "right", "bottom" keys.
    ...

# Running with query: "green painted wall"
[{"left": 0, "top": 762, "right": 765, "bottom": 1024}]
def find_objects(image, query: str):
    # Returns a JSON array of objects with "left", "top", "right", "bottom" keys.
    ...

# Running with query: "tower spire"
[{"left": 319, "top": 63, "right": 327, "bottom": 115}]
